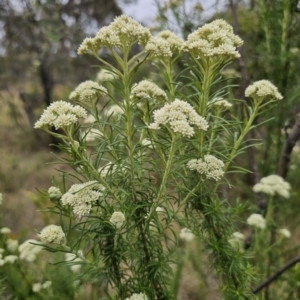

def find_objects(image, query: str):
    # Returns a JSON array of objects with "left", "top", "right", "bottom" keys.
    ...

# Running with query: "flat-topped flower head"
[
  {"left": 34, "top": 100, "right": 87, "bottom": 130},
  {"left": 84, "top": 128, "right": 103, "bottom": 142},
  {"left": 149, "top": 99, "right": 208, "bottom": 137},
  {"left": 104, "top": 105, "right": 124, "bottom": 117},
  {"left": 19, "top": 239, "right": 42, "bottom": 262},
  {"left": 48, "top": 186, "right": 62, "bottom": 199},
  {"left": 69, "top": 80, "right": 107, "bottom": 102},
  {"left": 61, "top": 181, "right": 105, "bottom": 217},
  {"left": 187, "top": 155, "right": 224, "bottom": 181},
  {"left": 253, "top": 174, "right": 290, "bottom": 198},
  {"left": 179, "top": 228, "right": 195, "bottom": 242},
  {"left": 145, "top": 30, "right": 183, "bottom": 58},
  {"left": 182, "top": 19, "right": 243, "bottom": 61},
  {"left": 245, "top": 80, "right": 283, "bottom": 102},
  {"left": 78, "top": 15, "right": 151, "bottom": 54},
  {"left": 109, "top": 212, "right": 125, "bottom": 229},
  {"left": 130, "top": 80, "right": 168, "bottom": 103},
  {"left": 125, "top": 293, "right": 148, "bottom": 300},
  {"left": 96, "top": 69, "right": 116, "bottom": 82},
  {"left": 247, "top": 213, "right": 266, "bottom": 229},
  {"left": 39, "top": 225, "right": 66, "bottom": 245}
]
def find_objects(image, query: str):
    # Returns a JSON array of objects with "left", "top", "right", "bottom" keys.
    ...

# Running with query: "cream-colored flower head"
[
  {"left": 0, "top": 227, "right": 11, "bottom": 234},
  {"left": 96, "top": 69, "right": 115, "bottom": 82},
  {"left": 19, "top": 239, "right": 42, "bottom": 262},
  {"left": 84, "top": 114, "right": 97, "bottom": 124},
  {"left": 149, "top": 99, "right": 208, "bottom": 137},
  {"left": 104, "top": 104, "right": 124, "bottom": 117},
  {"left": 247, "top": 213, "right": 266, "bottom": 229},
  {"left": 6, "top": 239, "right": 18, "bottom": 252},
  {"left": 61, "top": 181, "right": 105, "bottom": 217},
  {"left": 39, "top": 225, "right": 66, "bottom": 245},
  {"left": 4, "top": 255, "right": 18, "bottom": 264},
  {"left": 131, "top": 80, "right": 168, "bottom": 103},
  {"left": 145, "top": 30, "right": 183, "bottom": 58},
  {"left": 245, "top": 80, "right": 283, "bottom": 102},
  {"left": 65, "top": 252, "right": 83, "bottom": 273},
  {"left": 32, "top": 283, "right": 42, "bottom": 293},
  {"left": 78, "top": 15, "right": 151, "bottom": 54},
  {"left": 34, "top": 101, "right": 87, "bottom": 130},
  {"left": 187, "top": 155, "right": 224, "bottom": 181},
  {"left": 84, "top": 128, "right": 103, "bottom": 142},
  {"left": 253, "top": 175, "right": 291, "bottom": 198},
  {"left": 211, "top": 97, "right": 232, "bottom": 110},
  {"left": 228, "top": 232, "right": 245, "bottom": 251},
  {"left": 125, "top": 293, "right": 148, "bottom": 300},
  {"left": 69, "top": 80, "right": 107, "bottom": 102},
  {"left": 278, "top": 228, "right": 291, "bottom": 238},
  {"left": 183, "top": 19, "right": 243, "bottom": 61},
  {"left": 179, "top": 228, "right": 195, "bottom": 242},
  {"left": 109, "top": 212, "right": 125, "bottom": 229},
  {"left": 48, "top": 186, "right": 62, "bottom": 199}
]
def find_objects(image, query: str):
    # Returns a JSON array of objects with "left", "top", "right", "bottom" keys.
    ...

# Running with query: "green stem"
[{"left": 146, "top": 132, "right": 178, "bottom": 224}]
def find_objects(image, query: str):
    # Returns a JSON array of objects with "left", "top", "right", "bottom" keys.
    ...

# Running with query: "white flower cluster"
[
  {"left": 247, "top": 213, "right": 266, "bottom": 229},
  {"left": 228, "top": 232, "right": 245, "bottom": 251},
  {"left": 245, "top": 80, "right": 283, "bottom": 101},
  {"left": 0, "top": 227, "right": 11, "bottom": 234},
  {"left": 125, "top": 293, "right": 148, "bottom": 300},
  {"left": 104, "top": 104, "right": 124, "bottom": 117},
  {"left": 34, "top": 100, "right": 87, "bottom": 130},
  {"left": 32, "top": 281, "right": 52, "bottom": 293},
  {"left": 149, "top": 99, "right": 208, "bottom": 137},
  {"left": 0, "top": 253, "right": 18, "bottom": 266},
  {"left": 69, "top": 80, "right": 107, "bottom": 102},
  {"left": 183, "top": 19, "right": 243, "bottom": 60},
  {"left": 179, "top": 228, "right": 195, "bottom": 242},
  {"left": 61, "top": 181, "right": 105, "bottom": 217},
  {"left": 96, "top": 69, "right": 115, "bottom": 82},
  {"left": 145, "top": 30, "right": 183, "bottom": 58},
  {"left": 84, "top": 114, "right": 97, "bottom": 124},
  {"left": 6, "top": 239, "right": 18, "bottom": 252},
  {"left": 78, "top": 15, "right": 151, "bottom": 54},
  {"left": 84, "top": 128, "right": 103, "bottom": 142},
  {"left": 212, "top": 98, "right": 232, "bottom": 109},
  {"left": 19, "top": 239, "right": 42, "bottom": 262},
  {"left": 109, "top": 212, "right": 126, "bottom": 229},
  {"left": 131, "top": 80, "right": 168, "bottom": 103},
  {"left": 65, "top": 252, "right": 83, "bottom": 273},
  {"left": 48, "top": 186, "right": 62, "bottom": 199},
  {"left": 39, "top": 225, "right": 66, "bottom": 245},
  {"left": 187, "top": 155, "right": 225, "bottom": 181},
  {"left": 253, "top": 174, "right": 291, "bottom": 198},
  {"left": 279, "top": 228, "right": 291, "bottom": 238}
]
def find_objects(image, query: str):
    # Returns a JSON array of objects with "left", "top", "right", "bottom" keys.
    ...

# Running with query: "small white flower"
[
  {"left": 228, "top": 232, "right": 245, "bottom": 251},
  {"left": 149, "top": 99, "right": 208, "bottom": 137},
  {"left": 253, "top": 175, "right": 291, "bottom": 198},
  {"left": 32, "top": 283, "right": 42, "bottom": 293},
  {"left": 39, "top": 225, "right": 66, "bottom": 245},
  {"left": 187, "top": 155, "right": 224, "bottom": 181},
  {"left": 42, "top": 281, "right": 52, "bottom": 289},
  {"left": 6, "top": 239, "right": 18, "bottom": 252},
  {"left": 0, "top": 227, "right": 11, "bottom": 234},
  {"left": 4, "top": 255, "right": 18, "bottom": 264},
  {"left": 65, "top": 252, "right": 83, "bottom": 273},
  {"left": 247, "top": 213, "right": 266, "bottom": 229},
  {"left": 109, "top": 212, "right": 125, "bottom": 229},
  {"left": 104, "top": 105, "right": 124, "bottom": 117},
  {"left": 179, "top": 228, "right": 195, "bottom": 242},
  {"left": 245, "top": 80, "right": 283, "bottom": 101},
  {"left": 279, "top": 228, "right": 291, "bottom": 238},
  {"left": 19, "top": 239, "right": 42, "bottom": 262},
  {"left": 48, "top": 186, "right": 62, "bottom": 199},
  {"left": 125, "top": 293, "right": 148, "bottom": 300}
]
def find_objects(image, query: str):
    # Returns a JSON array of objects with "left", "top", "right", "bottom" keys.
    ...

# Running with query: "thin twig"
[{"left": 252, "top": 255, "right": 300, "bottom": 294}]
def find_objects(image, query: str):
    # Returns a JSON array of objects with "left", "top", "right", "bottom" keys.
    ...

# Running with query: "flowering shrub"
[{"left": 32, "top": 15, "right": 285, "bottom": 299}]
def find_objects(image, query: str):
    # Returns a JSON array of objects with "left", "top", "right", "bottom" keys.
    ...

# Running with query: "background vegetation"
[{"left": 1, "top": 0, "right": 300, "bottom": 299}]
